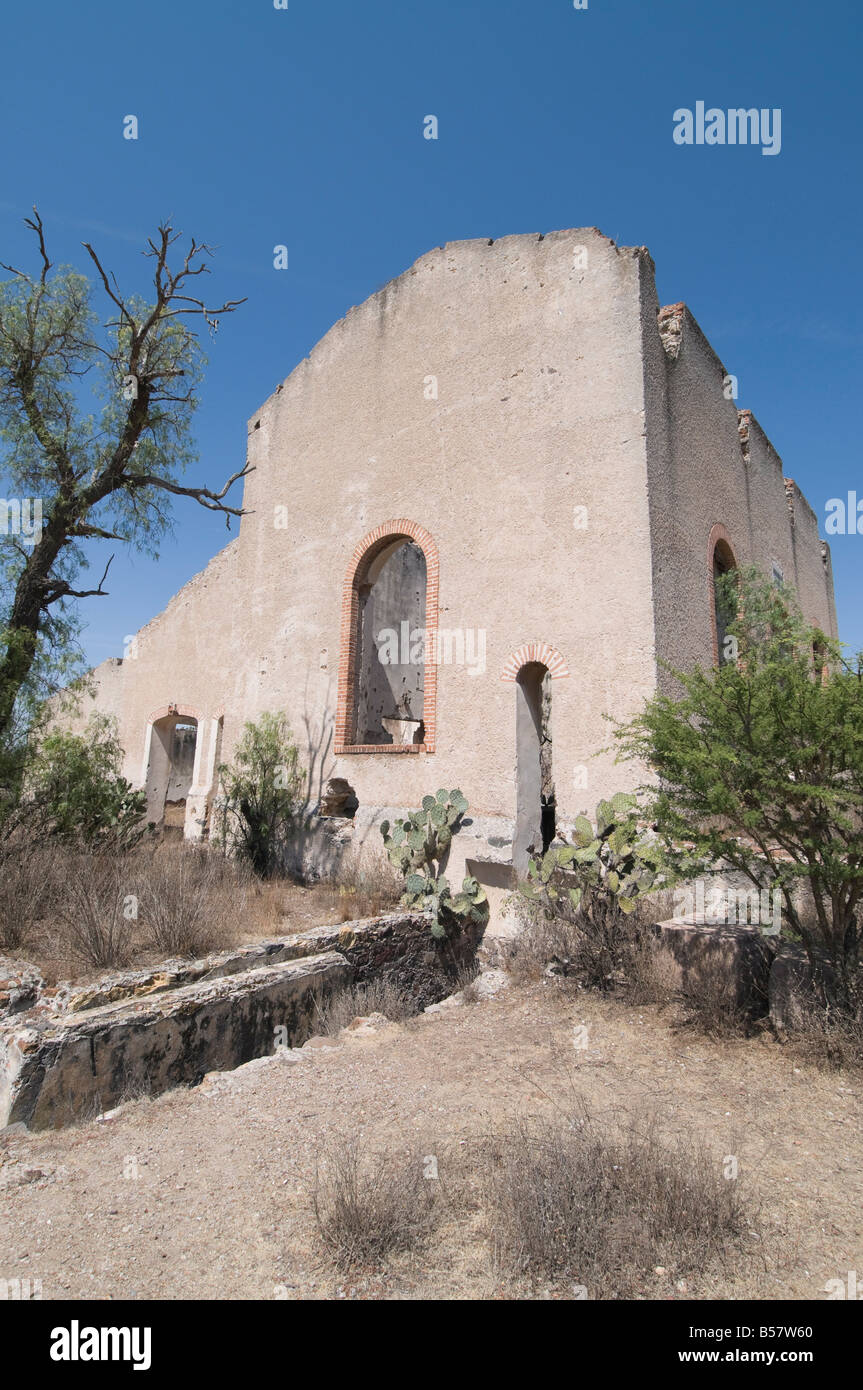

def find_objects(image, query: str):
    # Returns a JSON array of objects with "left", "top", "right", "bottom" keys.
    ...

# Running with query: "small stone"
[
  {"left": 345, "top": 1013, "right": 389, "bottom": 1033},
  {"left": 302, "top": 1034, "right": 341, "bottom": 1051}
]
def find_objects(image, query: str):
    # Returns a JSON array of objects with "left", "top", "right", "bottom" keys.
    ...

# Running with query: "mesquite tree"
[
  {"left": 616, "top": 568, "right": 863, "bottom": 1014},
  {"left": 0, "top": 208, "right": 249, "bottom": 753}
]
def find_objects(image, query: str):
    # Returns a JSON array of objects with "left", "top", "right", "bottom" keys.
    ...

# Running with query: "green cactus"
[
  {"left": 519, "top": 793, "right": 676, "bottom": 987},
  {"left": 380, "top": 790, "right": 488, "bottom": 937}
]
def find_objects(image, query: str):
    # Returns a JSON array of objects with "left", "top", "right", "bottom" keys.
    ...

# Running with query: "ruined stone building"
[{"left": 63, "top": 228, "right": 837, "bottom": 915}]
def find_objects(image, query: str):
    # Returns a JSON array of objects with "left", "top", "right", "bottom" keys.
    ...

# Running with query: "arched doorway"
[
  {"left": 144, "top": 712, "right": 199, "bottom": 828},
  {"left": 513, "top": 662, "right": 556, "bottom": 873}
]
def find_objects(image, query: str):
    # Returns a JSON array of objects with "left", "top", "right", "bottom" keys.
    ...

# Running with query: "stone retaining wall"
[{"left": 1, "top": 911, "right": 474, "bottom": 1132}]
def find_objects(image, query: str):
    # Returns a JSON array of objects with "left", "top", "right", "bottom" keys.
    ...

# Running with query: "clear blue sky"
[{"left": 2, "top": 0, "right": 860, "bottom": 664}]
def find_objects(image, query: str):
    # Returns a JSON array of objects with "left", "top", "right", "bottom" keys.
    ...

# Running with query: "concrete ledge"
[
  {"left": 655, "top": 920, "right": 775, "bottom": 1011},
  {"left": 1, "top": 952, "right": 351, "bottom": 1132},
  {"left": 56, "top": 911, "right": 432, "bottom": 1015},
  {"left": 0, "top": 909, "right": 482, "bottom": 1131}
]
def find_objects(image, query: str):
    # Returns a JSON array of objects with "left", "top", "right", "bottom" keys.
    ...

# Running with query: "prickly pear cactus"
[
  {"left": 521, "top": 791, "right": 671, "bottom": 918},
  {"left": 381, "top": 789, "right": 487, "bottom": 938}
]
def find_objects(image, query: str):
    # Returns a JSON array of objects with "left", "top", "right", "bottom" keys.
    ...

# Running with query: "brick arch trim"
[
  {"left": 708, "top": 523, "right": 738, "bottom": 666},
  {"left": 334, "top": 519, "right": 439, "bottom": 754},
  {"left": 501, "top": 642, "right": 570, "bottom": 681},
  {"left": 146, "top": 703, "right": 203, "bottom": 725}
]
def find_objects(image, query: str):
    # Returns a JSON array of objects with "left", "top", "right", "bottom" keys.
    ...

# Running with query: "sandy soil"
[{"left": 1, "top": 981, "right": 860, "bottom": 1301}]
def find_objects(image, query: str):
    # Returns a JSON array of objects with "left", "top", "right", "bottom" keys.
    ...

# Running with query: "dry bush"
[
  {"left": 0, "top": 840, "right": 64, "bottom": 952},
  {"left": 485, "top": 1106, "right": 753, "bottom": 1297},
  {"left": 1, "top": 838, "right": 265, "bottom": 981},
  {"left": 625, "top": 937, "right": 680, "bottom": 1007},
  {"left": 58, "top": 856, "right": 137, "bottom": 971},
  {"left": 499, "top": 902, "right": 585, "bottom": 986},
  {"left": 502, "top": 895, "right": 673, "bottom": 997},
  {"left": 329, "top": 853, "right": 403, "bottom": 921},
  {"left": 676, "top": 955, "right": 752, "bottom": 1039},
  {"left": 313, "top": 977, "right": 420, "bottom": 1035},
  {"left": 133, "top": 846, "right": 243, "bottom": 958},
  {"left": 454, "top": 960, "right": 481, "bottom": 1003},
  {"left": 313, "top": 1135, "right": 438, "bottom": 1271},
  {"left": 785, "top": 996, "right": 863, "bottom": 1072}
]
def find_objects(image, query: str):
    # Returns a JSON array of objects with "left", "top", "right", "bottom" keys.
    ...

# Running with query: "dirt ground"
[{"left": 1, "top": 981, "right": 860, "bottom": 1301}]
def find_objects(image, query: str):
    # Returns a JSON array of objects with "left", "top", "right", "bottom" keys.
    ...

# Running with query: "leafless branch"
[
  {"left": 23, "top": 207, "right": 52, "bottom": 285},
  {"left": 128, "top": 463, "right": 254, "bottom": 516},
  {"left": 82, "top": 241, "right": 136, "bottom": 331},
  {"left": 42, "top": 554, "right": 114, "bottom": 605}
]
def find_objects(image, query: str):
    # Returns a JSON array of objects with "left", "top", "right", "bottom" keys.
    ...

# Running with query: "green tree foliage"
[
  {"left": 616, "top": 567, "right": 863, "bottom": 1013},
  {"left": 215, "top": 712, "right": 305, "bottom": 877},
  {"left": 11, "top": 711, "right": 146, "bottom": 849},
  {"left": 381, "top": 789, "right": 489, "bottom": 938},
  {"left": 0, "top": 209, "right": 247, "bottom": 746}
]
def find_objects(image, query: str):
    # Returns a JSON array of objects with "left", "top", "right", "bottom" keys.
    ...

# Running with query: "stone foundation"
[{"left": 0, "top": 911, "right": 478, "bottom": 1132}]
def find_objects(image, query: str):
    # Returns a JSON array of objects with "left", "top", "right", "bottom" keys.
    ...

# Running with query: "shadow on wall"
[{"left": 268, "top": 674, "right": 367, "bottom": 882}]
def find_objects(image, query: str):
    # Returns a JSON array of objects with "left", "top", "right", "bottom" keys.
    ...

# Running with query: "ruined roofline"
[
  {"left": 249, "top": 227, "right": 655, "bottom": 429},
  {"left": 657, "top": 301, "right": 822, "bottom": 530},
  {"left": 131, "top": 537, "right": 240, "bottom": 648}
]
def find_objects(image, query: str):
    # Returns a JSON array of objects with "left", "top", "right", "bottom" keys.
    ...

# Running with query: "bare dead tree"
[{"left": 0, "top": 209, "right": 251, "bottom": 742}]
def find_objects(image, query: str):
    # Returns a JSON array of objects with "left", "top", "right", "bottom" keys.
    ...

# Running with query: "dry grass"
[
  {"left": 57, "top": 856, "right": 137, "bottom": 971},
  {"left": 0, "top": 839, "right": 63, "bottom": 953},
  {"left": 0, "top": 837, "right": 393, "bottom": 985},
  {"left": 625, "top": 938, "right": 681, "bottom": 1007},
  {"left": 499, "top": 905, "right": 585, "bottom": 986},
  {"left": 501, "top": 900, "right": 766, "bottom": 1044},
  {"left": 485, "top": 1104, "right": 754, "bottom": 1298},
  {"left": 675, "top": 955, "right": 752, "bottom": 1039},
  {"left": 502, "top": 904, "right": 679, "bottom": 1009},
  {"left": 132, "top": 846, "right": 247, "bottom": 958},
  {"left": 454, "top": 961, "right": 481, "bottom": 1003},
  {"left": 312, "top": 977, "right": 421, "bottom": 1035},
  {"left": 325, "top": 853, "right": 403, "bottom": 922},
  {"left": 312, "top": 1135, "right": 438, "bottom": 1271},
  {"left": 784, "top": 998, "right": 863, "bottom": 1072}
]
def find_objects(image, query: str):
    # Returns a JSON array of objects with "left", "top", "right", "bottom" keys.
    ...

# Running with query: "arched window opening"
[
  {"left": 513, "top": 662, "right": 556, "bottom": 873},
  {"left": 336, "top": 520, "right": 439, "bottom": 753},
  {"left": 711, "top": 536, "right": 737, "bottom": 666},
  {"left": 354, "top": 538, "right": 427, "bottom": 745}
]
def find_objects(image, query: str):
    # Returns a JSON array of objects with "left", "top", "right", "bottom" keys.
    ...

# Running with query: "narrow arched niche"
[
  {"left": 711, "top": 533, "right": 737, "bottom": 665},
  {"left": 513, "top": 662, "right": 555, "bottom": 873}
]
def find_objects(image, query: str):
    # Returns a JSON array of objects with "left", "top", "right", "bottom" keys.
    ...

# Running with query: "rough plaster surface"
[{"left": 54, "top": 228, "right": 836, "bottom": 891}]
